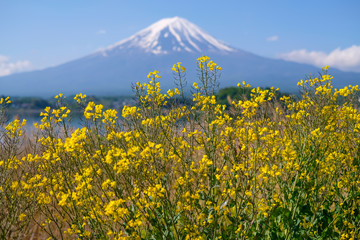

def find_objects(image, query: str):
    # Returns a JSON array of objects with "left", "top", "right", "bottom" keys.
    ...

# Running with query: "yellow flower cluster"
[
  {"left": 5, "top": 119, "right": 26, "bottom": 138},
  {"left": 0, "top": 96, "right": 11, "bottom": 104},
  {"left": 172, "top": 62, "right": 186, "bottom": 73},
  {"left": 197, "top": 55, "right": 222, "bottom": 71},
  {"left": 74, "top": 93, "right": 87, "bottom": 103}
]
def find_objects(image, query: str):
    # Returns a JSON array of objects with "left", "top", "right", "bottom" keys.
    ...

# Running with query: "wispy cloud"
[
  {"left": 267, "top": 35, "right": 279, "bottom": 42},
  {"left": 97, "top": 29, "right": 107, "bottom": 35},
  {"left": 0, "top": 55, "right": 32, "bottom": 77},
  {"left": 278, "top": 45, "right": 360, "bottom": 72}
]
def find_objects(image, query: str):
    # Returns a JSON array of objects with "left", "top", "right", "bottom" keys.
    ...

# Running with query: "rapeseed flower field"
[{"left": 1, "top": 56, "right": 360, "bottom": 239}]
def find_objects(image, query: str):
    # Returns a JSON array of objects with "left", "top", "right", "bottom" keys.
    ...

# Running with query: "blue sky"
[{"left": 1, "top": 0, "right": 360, "bottom": 76}]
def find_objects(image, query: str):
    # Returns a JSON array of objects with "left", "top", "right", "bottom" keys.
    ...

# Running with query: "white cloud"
[
  {"left": 0, "top": 55, "right": 32, "bottom": 77},
  {"left": 267, "top": 35, "right": 279, "bottom": 42},
  {"left": 278, "top": 45, "right": 360, "bottom": 72},
  {"left": 97, "top": 29, "right": 107, "bottom": 35}
]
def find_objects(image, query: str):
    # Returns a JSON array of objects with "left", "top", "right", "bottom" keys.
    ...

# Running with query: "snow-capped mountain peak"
[{"left": 102, "top": 17, "right": 236, "bottom": 55}]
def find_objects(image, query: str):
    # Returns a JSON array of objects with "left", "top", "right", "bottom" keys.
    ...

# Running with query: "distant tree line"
[
  {"left": 3, "top": 86, "right": 293, "bottom": 112},
  {"left": 3, "top": 95, "right": 136, "bottom": 111},
  {"left": 216, "top": 86, "right": 293, "bottom": 107}
]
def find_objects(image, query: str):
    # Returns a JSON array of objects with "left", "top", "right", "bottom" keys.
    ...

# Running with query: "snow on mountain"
[{"left": 100, "top": 16, "right": 236, "bottom": 55}]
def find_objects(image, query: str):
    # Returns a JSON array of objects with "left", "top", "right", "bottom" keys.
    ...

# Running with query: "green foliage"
[{"left": 216, "top": 86, "right": 293, "bottom": 107}]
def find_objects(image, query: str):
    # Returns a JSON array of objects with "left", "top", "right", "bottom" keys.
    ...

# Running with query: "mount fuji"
[{"left": 1, "top": 17, "right": 359, "bottom": 96}]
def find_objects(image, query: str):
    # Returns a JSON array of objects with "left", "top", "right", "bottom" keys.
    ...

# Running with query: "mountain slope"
[{"left": 1, "top": 17, "right": 359, "bottom": 96}]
